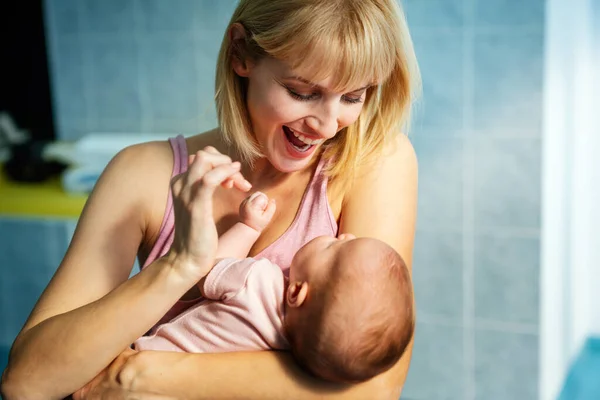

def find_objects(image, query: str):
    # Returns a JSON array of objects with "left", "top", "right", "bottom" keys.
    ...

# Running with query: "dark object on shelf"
[
  {"left": 1, "top": 0, "right": 55, "bottom": 142},
  {"left": 3, "top": 140, "right": 67, "bottom": 183}
]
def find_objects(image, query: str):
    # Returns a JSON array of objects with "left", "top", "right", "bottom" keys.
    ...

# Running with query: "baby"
[{"left": 134, "top": 192, "right": 415, "bottom": 383}]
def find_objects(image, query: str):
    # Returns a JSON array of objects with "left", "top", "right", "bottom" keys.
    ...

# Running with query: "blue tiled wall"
[
  {"left": 0, "top": 217, "right": 72, "bottom": 373},
  {"left": 0, "top": 218, "right": 136, "bottom": 374},
  {"left": 403, "top": 0, "right": 543, "bottom": 399},
  {"left": 43, "top": 0, "right": 237, "bottom": 140},
  {"left": 2, "top": 0, "right": 543, "bottom": 398}
]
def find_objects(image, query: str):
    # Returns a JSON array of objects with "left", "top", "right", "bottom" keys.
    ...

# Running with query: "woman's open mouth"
[
  {"left": 283, "top": 126, "right": 311, "bottom": 152},
  {"left": 282, "top": 126, "right": 323, "bottom": 153}
]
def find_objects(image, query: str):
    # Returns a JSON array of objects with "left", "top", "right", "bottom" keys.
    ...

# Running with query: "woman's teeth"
[
  {"left": 288, "top": 127, "right": 324, "bottom": 146},
  {"left": 291, "top": 139, "right": 311, "bottom": 152},
  {"left": 293, "top": 132, "right": 322, "bottom": 146}
]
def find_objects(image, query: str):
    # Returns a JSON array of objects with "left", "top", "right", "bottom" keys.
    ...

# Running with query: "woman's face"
[{"left": 237, "top": 57, "right": 370, "bottom": 173}]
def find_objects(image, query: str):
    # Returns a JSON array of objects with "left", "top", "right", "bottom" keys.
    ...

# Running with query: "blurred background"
[{"left": 0, "top": 1, "right": 598, "bottom": 399}]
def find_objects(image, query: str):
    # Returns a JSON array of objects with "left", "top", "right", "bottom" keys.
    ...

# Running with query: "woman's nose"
[{"left": 304, "top": 103, "right": 340, "bottom": 140}]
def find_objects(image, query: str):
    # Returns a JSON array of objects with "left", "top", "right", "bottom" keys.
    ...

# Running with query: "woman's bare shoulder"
[
  {"left": 377, "top": 133, "right": 417, "bottom": 169},
  {"left": 119, "top": 139, "right": 180, "bottom": 248},
  {"left": 338, "top": 132, "right": 417, "bottom": 259},
  {"left": 114, "top": 139, "right": 175, "bottom": 195},
  {"left": 186, "top": 129, "right": 236, "bottom": 158}
]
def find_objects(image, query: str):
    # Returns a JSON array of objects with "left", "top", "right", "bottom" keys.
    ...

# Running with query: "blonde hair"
[{"left": 215, "top": 0, "right": 421, "bottom": 185}]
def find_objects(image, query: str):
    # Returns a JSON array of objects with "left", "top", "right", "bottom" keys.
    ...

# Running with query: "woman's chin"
[
  {"left": 270, "top": 157, "right": 310, "bottom": 173},
  {"left": 266, "top": 143, "right": 319, "bottom": 173}
]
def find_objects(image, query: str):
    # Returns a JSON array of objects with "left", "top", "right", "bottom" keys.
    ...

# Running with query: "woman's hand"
[
  {"left": 72, "top": 348, "right": 177, "bottom": 400},
  {"left": 72, "top": 348, "right": 136, "bottom": 400},
  {"left": 167, "top": 146, "right": 252, "bottom": 282},
  {"left": 75, "top": 387, "right": 175, "bottom": 400}
]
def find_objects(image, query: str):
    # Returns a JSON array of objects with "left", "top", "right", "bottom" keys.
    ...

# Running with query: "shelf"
[{"left": 0, "top": 167, "right": 87, "bottom": 218}]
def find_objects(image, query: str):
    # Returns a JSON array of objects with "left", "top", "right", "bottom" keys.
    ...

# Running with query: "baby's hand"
[{"left": 239, "top": 191, "right": 276, "bottom": 232}]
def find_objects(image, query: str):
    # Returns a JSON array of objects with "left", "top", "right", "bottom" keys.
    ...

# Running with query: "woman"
[{"left": 1, "top": 0, "right": 420, "bottom": 398}]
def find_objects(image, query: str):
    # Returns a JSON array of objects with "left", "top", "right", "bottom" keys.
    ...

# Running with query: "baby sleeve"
[{"left": 203, "top": 258, "right": 258, "bottom": 301}]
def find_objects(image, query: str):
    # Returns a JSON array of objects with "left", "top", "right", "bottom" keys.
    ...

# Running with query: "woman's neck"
[
  {"left": 244, "top": 153, "right": 322, "bottom": 192},
  {"left": 244, "top": 157, "right": 293, "bottom": 188}
]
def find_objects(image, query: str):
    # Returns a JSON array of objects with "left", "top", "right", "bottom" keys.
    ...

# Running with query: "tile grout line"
[
  {"left": 132, "top": 0, "right": 152, "bottom": 133},
  {"left": 409, "top": 25, "right": 544, "bottom": 36},
  {"left": 76, "top": 1, "right": 95, "bottom": 136},
  {"left": 474, "top": 319, "right": 539, "bottom": 335},
  {"left": 416, "top": 226, "right": 541, "bottom": 237},
  {"left": 462, "top": 0, "right": 476, "bottom": 399},
  {"left": 418, "top": 314, "right": 539, "bottom": 335},
  {"left": 193, "top": 2, "right": 204, "bottom": 134}
]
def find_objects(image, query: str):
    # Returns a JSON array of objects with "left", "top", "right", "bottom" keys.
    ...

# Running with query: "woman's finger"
[
  {"left": 221, "top": 178, "right": 235, "bottom": 189},
  {"left": 220, "top": 175, "right": 251, "bottom": 191},
  {"left": 211, "top": 170, "right": 251, "bottom": 192},
  {"left": 229, "top": 171, "right": 252, "bottom": 192},
  {"left": 180, "top": 148, "right": 250, "bottom": 202},
  {"left": 201, "top": 147, "right": 251, "bottom": 190},
  {"left": 170, "top": 173, "right": 185, "bottom": 197},
  {"left": 192, "top": 162, "right": 242, "bottom": 203},
  {"left": 202, "top": 146, "right": 220, "bottom": 154},
  {"left": 186, "top": 150, "right": 233, "bottom": 183}
]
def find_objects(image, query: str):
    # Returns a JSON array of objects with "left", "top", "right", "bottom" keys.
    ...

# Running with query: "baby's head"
[{"left": 284, "top": 234, "right": 415, "bottom": 383}]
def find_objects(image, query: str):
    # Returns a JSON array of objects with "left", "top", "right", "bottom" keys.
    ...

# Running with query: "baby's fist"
[{"left": 239, "top": 191, "right": 276, "bottom": 232}]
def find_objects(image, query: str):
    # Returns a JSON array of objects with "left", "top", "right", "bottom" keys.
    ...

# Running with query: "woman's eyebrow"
[{"left": 283, "top": 75, "right": 371, "bottom": 93}]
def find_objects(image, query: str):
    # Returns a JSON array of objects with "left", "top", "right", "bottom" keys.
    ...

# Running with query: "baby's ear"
[{"left": 286, "top": 281, "right": 308, "bottom": 308}]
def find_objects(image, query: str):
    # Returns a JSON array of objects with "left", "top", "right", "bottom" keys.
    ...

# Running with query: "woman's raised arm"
[{"left": 1, "top": 142, "right": 196, "bottom": 400}]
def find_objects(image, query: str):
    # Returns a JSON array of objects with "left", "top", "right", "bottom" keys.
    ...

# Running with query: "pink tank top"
[{"left": 141, "top": 135, "right": 338, "bottom": 327}]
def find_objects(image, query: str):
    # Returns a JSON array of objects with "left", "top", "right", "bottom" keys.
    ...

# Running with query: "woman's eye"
[
  {"left": 342, "top": 95, "right": 363, "bottom": 104},
  {"left": 286, "top": 88, "right": 318, "bottom": 101},
  {"left": 285, "top": 84, "right": 363, "bottom": 104}
]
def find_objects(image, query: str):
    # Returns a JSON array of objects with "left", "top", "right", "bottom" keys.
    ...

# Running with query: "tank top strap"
[
  {"left": 142, "top": 135, "right": 188, "bottom": 269},
  {"left": 170, "top": 135, "right": 189, "bottom": 175},
  {"left": 293, "top": 154, "right": 335, "bottom": 225}
]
